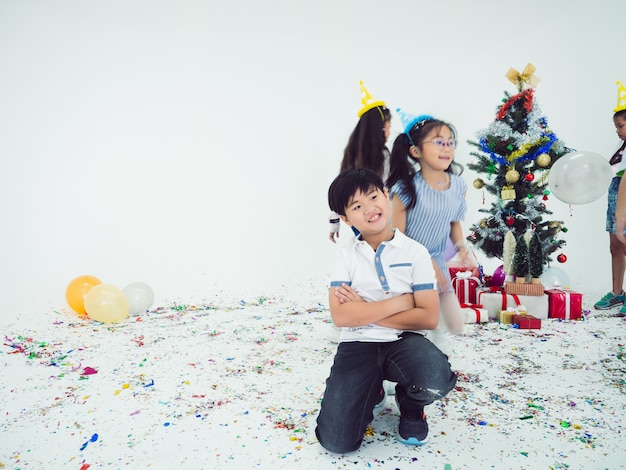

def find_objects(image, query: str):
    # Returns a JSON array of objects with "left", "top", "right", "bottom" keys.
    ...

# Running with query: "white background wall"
[{"left": 1, "top": 0, "right": 624, "bottom": 318}]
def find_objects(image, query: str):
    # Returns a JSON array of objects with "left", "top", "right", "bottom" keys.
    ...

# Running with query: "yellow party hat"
[
  {"left": 357, "top": 80, "right": 386, "bottom": 117},
  {"left": 614, "top": 81, "right": 626, "bottom": 113}
]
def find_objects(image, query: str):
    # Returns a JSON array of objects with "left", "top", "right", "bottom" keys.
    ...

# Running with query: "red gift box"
[
  {"left": 447, "top": 263, "right": 481, "bottom": 282},
  {"left": 452, "top": 271, "right": 480, "bottom": 304},
  {"left": 513, "top": 314, "right": 541, "bottom": 329},
  {"left": 545, "top": 289, "right": 583, "bottom": 320}
]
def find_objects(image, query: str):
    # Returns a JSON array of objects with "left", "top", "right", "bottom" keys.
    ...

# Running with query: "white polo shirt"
[{"left": 329, "top": 229, "right": 437, "bottom": 342}]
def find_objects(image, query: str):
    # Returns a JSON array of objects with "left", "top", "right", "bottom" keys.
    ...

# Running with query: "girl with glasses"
[{"left": 386, "top": 112, "right": 470, "bottom": 351}]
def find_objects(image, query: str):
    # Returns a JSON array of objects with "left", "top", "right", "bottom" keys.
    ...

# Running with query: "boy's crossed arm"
[{"left": 329, "top": 284, "right": 440, "bottom": 330}]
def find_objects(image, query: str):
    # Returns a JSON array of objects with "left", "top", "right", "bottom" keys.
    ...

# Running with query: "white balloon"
[
  {"left": 540, "top": 266, "right": 571, "bottom": 289},
  {"left": 123, "top": 282, "right": 155, "bottom": 314},
  {"left": 548, "top": 151, "right": 612, "bottom": 205}
]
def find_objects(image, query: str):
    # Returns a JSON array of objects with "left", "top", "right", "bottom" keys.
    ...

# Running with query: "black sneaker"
[{"left": 396, "top": 410, "right": 429, "bottom": 445}]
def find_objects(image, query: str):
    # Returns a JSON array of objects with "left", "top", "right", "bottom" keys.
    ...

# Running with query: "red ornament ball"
[
  {"left": 505, "top": 216, "right": 515, "bottom": 226},
  {"left": 524, "top": 173, "right": 535, "bottom": 182},
  {"left": 557, "top": 253, "right": 567, "bottom": 263}
]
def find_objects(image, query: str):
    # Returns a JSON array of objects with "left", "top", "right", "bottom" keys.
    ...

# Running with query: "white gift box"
[
  {"left": 477, "top": 288, "right": 549, "bottom": 320},
  {"left": 461, "top": 304, "right": 489, "bottom": 323}
]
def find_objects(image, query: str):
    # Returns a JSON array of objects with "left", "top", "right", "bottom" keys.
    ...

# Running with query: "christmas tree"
[{"left": 466, "top": 64, "right": 571, "bottom": 268}]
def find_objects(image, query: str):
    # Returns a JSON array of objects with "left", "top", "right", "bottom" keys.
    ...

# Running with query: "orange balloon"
[{"left": 65, "top": 275, "right": 102, "bottom": 316}]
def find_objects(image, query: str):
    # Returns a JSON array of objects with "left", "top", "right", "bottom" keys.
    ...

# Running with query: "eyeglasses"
[{"left": 424, "top": 139, "right": 457, "bottom": 149}]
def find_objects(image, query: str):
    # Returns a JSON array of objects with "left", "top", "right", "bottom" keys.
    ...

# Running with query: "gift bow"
[
  {"left": 505, "top": 63, "right": 541, "bottom": 90},
  {"left": 454, "top": 270, "right": 480, "bottom": 284},
  {"left": 511, "top": 305, "right": 527, "bottom": 314}
]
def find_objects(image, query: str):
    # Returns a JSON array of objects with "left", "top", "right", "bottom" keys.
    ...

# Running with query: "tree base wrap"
[
  {"left": 453, "top": 271, "right": 480, "bottom": 304},
  {"left": 513, "top": 314, "right": 542, "bottom": 329},
  {"left": 461, "top": 303, "right": 488, "bottom": 323},
  {"left": 477, "top": 287, "right": 549, "bottom": 320},
  {"left": 545, "top": 288, "right": 583, "bottom": 320},
  {"left": 505, "top": 281, "right": 545, "bottom": 297}
]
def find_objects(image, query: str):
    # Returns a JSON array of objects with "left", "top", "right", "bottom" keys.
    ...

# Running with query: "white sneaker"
[
  {"left": 383, "top": 380, "right": 396, "bottom": 396},
  {"left": 428, "top": 328, "right": 451, "bottom": 356}
]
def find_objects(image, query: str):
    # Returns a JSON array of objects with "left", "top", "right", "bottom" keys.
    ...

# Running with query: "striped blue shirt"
[{"left": 390, "top": 172, "right": 467, "bottom": 283}]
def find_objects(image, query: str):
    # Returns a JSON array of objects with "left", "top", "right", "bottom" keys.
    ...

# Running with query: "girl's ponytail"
[{"left": 387, "top": 133, "right": 418, "bottom": 209}]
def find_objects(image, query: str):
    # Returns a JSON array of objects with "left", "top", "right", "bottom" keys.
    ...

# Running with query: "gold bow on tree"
[{"left": 506, "top": 63, "right": 541, "bottom": 91}]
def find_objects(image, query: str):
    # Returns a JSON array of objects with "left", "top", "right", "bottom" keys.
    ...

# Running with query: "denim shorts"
[{"left": 606, "top": 176, "right": 621, "bottom": 233}]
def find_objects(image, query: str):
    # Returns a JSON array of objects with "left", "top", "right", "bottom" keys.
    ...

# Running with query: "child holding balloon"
[
  {"left": 598, "top": 83, "right": 626, "bottom": 312},
  {"left": 386, "top": 111, "right": 470, "bottom": 346}
]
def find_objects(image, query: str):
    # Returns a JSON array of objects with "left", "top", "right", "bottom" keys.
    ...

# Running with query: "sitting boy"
[{"left": 315, "top": 169, "right": 457, "bottom": 453}]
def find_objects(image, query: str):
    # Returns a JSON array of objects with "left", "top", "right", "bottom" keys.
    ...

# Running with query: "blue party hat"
[{"left": 396, "top": 108, "right": 433, "bottom": 134}]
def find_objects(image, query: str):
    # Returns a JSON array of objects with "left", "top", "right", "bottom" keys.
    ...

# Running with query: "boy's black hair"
[{"left": 328, "top": 168, "right": 385, "bottom": 216}]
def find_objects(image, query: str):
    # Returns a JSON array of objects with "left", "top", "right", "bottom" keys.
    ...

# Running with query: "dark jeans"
[{"left": 315, "top": 332, "right": 457, "bottom": 454}]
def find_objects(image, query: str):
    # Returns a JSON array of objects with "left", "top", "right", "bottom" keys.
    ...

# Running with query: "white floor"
[{"left": 1, "top": 280, "right": 625, "bottom": 469}]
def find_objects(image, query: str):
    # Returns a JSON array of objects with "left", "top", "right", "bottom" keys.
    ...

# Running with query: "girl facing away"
[
  {"left": 386, "top": 111, "right": 471, "bottom": 344},
  {"left": 329, "top": 81, "right": 391, "bottom": 243}
]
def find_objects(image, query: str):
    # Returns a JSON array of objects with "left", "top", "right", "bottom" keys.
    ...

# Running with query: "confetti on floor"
[{"left": 1, "top": 282, "right": 625, "bottom": 469}]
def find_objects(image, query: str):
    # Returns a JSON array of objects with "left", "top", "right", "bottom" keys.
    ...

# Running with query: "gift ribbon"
[
  {"left": 552, "top": 288, "right": 571, "bottom": 319},
  {"left": 505, "top": 63, "right": 541, "bottom": 90},
  {"left": 461, "top": 303, "right": 484, "bottom": 323},
  {"left": 453, "top": 271, "right": 480, "bottom": 303},
  {"left": 483, "top": 287, "right": 520, "bottom": 309}
]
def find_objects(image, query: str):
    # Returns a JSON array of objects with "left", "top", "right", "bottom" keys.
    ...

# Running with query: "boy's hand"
[
  {"left": 334, "top": 284, "right": 416, "bottom": 312},
  {"left": 333, "top": 283, "right": 364, "bottom": 304}
]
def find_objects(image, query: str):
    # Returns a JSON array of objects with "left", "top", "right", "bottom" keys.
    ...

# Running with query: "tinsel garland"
[
  {"left": 496, "top": 89, "right": 535, "bottom": 120},
  {"left": 478, "top": 131, "right": 557, "bottom": 166}
]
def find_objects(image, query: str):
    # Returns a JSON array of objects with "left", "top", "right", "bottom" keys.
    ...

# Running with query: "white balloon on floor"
[
  {"left": 123, "top": 282, "right": 155, "bottom": 315},
  {"left": 540, "top": 266, "right": 571, "bottom": 289}
]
